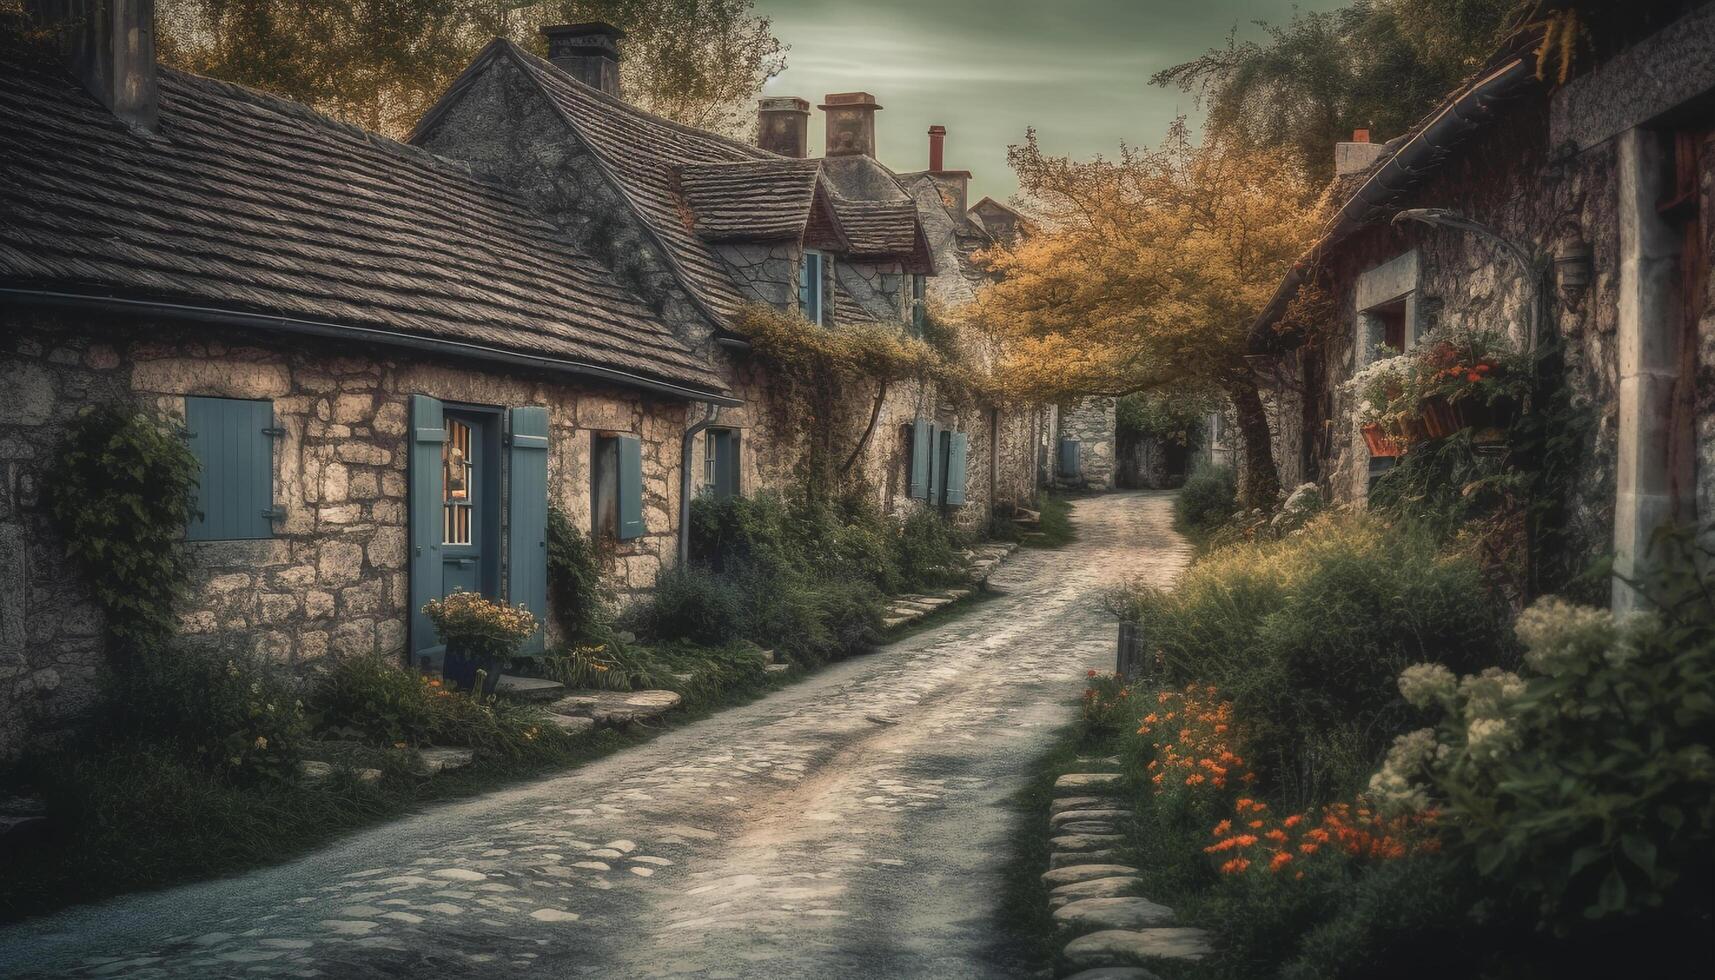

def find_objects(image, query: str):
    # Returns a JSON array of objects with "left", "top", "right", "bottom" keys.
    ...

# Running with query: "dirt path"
[{"left": 0, "top": 492, "right": 1190, "bottom": 980}]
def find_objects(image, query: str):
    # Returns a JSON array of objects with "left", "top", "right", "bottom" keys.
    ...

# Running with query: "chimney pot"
[
  {"left": 819, "top": 92, "right": 882, "bottom": 158},
  {"left": 30, "top": 0, "right": 159, "bottom": 132},
  {"left": 927, "top": 124, "right": 946, "bottom": 172},
  {"left": 542, "top": 22, "right": 624, "bottom": 98},
  {"left": 757, "top": 96, "right": 810, "bottom": 158},
  {"left": 1352, "top": 128, "right": 1371, "bottom": 143}
]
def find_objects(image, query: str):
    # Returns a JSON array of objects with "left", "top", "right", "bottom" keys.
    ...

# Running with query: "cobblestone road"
[{"left": 0, "top": 492, "right": 1190, "bottom": 980}]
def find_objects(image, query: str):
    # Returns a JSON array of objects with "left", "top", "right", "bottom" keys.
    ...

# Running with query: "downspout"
[{"left": 678, "top": 402, "right": 723, "bottom": 565}]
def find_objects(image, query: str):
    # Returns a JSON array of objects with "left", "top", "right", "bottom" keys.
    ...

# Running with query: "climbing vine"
[{"left": 45, "top": 405, "right": 200, "bottom": 661}]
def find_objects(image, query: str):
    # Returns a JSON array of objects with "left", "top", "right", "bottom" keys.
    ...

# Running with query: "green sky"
[{"left": 754, "top": 0, "right": 1344, "bottom": 202}]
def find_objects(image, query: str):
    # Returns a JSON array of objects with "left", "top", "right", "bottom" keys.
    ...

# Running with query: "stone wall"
[
  {"left": 0, "top": 312, "right": 684, "bottom": 760},
  {"left": 1055, "top": 397, "right": 1117, "bottom": 490}
]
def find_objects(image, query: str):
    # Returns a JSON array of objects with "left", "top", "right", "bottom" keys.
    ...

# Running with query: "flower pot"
[
  {"left": 1397, "top": 414, "right": 1430, "bottom": 446},
  {"left": 1454, "top": 395, "right": 1519, "bottom": 446},
  {"left": 1417, "top": 395, "right": 1460, "bottom": 440},
  {"left": 1361, "top": 422, "right": 1401, "bottom": 458},
  {"left": 443, "top": 644, "right": 501, "bottom": 696}
]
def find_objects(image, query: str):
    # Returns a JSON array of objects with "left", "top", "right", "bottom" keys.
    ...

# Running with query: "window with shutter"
[
  {"left": 908, "top": 419, "right": 931, "bottom": 500},
  {"left": 592, "top": 432, "right": 646, "bottom": 542},
  {"left": 911, "top": 274, "right": 926, "bottom": 334},
  {"left": 944, "top": 432, "right": 969, "bottom": 506},
  {"left": 507, "top": 407, "right": 549, "bottom": 655},
  {"left": 1058, "top": 437, "right": 1082, "bottom": 478},
  {"left": 799, "top": 249, "right": 826, "bottom": 325},
  {"left": 185, "top": 396, "right": 277, "bottom": 541},
  {"left": 704, "top": 428, "right": 739, "bottom": 500}
]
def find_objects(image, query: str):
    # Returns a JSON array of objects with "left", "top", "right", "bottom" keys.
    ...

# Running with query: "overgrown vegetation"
[
  {"left": 1174, "top": 465, "right": 1236, "bottom": 540},
  {"left": 45, "top": 405, "right": 199, "bottom": 660}
]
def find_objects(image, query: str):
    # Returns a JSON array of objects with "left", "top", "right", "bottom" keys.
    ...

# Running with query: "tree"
[
  {"left": 1152, "top": 0, "right": 1522, "bottom": 183},
  {"left": 154, "top": 0, "right": 786, "bottom": 139},
  {"left": 964, "top": 125, "right": 1317, "bottom": 508}
]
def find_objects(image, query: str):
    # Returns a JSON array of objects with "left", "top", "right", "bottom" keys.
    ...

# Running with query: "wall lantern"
[{"left": 1553, "top": 237, "right": 1593, "bottom": 303}]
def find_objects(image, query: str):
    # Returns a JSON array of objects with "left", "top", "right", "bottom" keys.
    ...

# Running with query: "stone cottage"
[
  {"left": 0, "top": 3, "right": 738, "bottom": 756},
  {"left": 409, "top": 26, "right": 1046, "bottom": 529},
  {"left": 1247, "top": 2, "right": 1715, "bottom": 608}
]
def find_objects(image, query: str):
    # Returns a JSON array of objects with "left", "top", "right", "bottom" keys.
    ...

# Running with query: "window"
[
  {"left": 703, "top": 428, "right": 739, "bottom": 500},
  {"left": 911, "top": 274, "right": 927, "bottom": 333},
  {"left": 799, "top": 249, "right": 826, "bottom": 325},
  {"left": 185, "top": 396, "right": 277, "bottom": 541},
  {"left": 443, "top": 417, "right": 474, "bottom": 545},
  {"left": 592, "top": 433, "right": 645, "bottom": 542}
]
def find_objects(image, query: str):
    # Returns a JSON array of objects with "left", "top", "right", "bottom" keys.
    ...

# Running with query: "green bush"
[
  {"left": 636, "top": 563, "right": 747, "bottom": 645},
  {"left": 547, "top": 506, "right": 609, "bottom": 640},
  {"left": 896, "top": 506, "right": 971, "bottom": 591},
  {"left": 1176, "top": 464, "right": 1237, "bottom": 537},
  {"left": 1378, "top": 527, "right": 1714, "bottom": 931},
  {"left": 46, "top": 405, "right": 199, "bottom": 658},
  {"left": 1111, "top": 515, "right": 1513, "bottom": 807},
  {"left": 112, "top": 647, "right": 306, "bottom": 784},
  {"left": 308, "top": 654, "right": 438, "bottom": 746}
]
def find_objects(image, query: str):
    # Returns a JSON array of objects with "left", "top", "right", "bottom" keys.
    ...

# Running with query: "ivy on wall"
[{"left": 45, "top": 405, "right": 200, "bottom": 661}]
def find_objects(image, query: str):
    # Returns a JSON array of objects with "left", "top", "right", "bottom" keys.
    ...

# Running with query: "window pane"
[{"left": 443, "top": 418, "right": 472, "bottom": 545}]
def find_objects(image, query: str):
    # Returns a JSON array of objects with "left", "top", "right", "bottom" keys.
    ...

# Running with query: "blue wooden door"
[
  {"left": 408, "top": 395, "right": 445, "bottom": 660},
  {"left": 507, "top": 407, "right": 549, "bottom": 655}
]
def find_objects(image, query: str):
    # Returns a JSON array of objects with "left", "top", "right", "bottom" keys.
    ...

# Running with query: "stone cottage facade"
[
  {"left": 410, "top": 29, "right": 1046, "bottom": 530},
  {"left": 1249, "top": 2, "right": 1715, "bottom": 608},
  {"left": 0, "top": 5, "right": 1049, "bottom": 758}
]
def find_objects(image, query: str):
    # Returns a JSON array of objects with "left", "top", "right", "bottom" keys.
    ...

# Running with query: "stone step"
[
  {"left": 1050, "top": 850, "right": 1121, "bottom": 868},
  {"left": 1049, "top": 876, "right": 1141, "bottom": 909},
  {"left": 494, "top": 674, "right": 565, "bottom": 702},
  {"left": 1062, "top": 928, "right": 1212, "bottom": 967},
  {"left": 1051, "top": 833, "right": 1126, "bottom": 852},
  {"left": 669, "top": 672, "right": 696, "bottom": 685},
  {"left": 1058, "top": 821, "right": 1120, "bottom": 835},
  {"left": 1054, "top": 897, "right": 1176, "bottom": 932},
  {"left": 764, "top": 663, "right": 789, "bottom": 674},
  {"left": 550, "top": 689, "right": 682, "bottom": 727},
  {"left": 881, "top": 615, "right": 916, "bottom": 630},
  {"left": 1050, "top": 795, "right": 1108, "bottom": 815},
  {"left": 1041, "top": 864, "right": 1139, "bottom": 887},
  {"left": 415, "top": 746, "right": 475, "bottom": 776},
  {"left": 1050, "top": 809, "right": 1131, "bottom": 828},
  {"left": 546, "top": 714, "right": 597, "bottom": 736},
  {"left": 1054, "top": 773, "right": 1124, "bottom": 793}
]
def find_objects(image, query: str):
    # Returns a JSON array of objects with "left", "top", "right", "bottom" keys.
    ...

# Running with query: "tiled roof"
[
  {"left": 0, "top": 39, "right": 727, "bottom": 397},
  {"left": 829, "top": 198, "right": 922, "bottom": 257},
  {"left": 675, "top": 159, "right": 823, "bottom": 242},
  {"left": 492, "top": 42, "right": 769, "bottom": 323}
]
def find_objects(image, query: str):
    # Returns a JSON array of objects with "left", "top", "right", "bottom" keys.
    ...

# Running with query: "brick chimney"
[
  {"left": 542, "top": 22, "right": 623, "bottom": 98},
  {"left": 820, "top": 92, "right": 881, "bottom": 157},
  {"left": 1335, "top": 127, "right": 1385, "bottom": 176},
  {"left": 923, "top": 124, "right": 971, "bottom": 216},
  {"left": 29, "top": 0, "right": 159, "bottom": 133},
  {"left": 927, "top": 125, "right": 946, "bottom": 171},
  {"left": 758, "top": 96, "right": 810, "bottom": 158}
]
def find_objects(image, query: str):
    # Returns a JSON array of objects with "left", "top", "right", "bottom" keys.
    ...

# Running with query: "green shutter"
[
  {"left": 944, "top": 432, "right": 969, "bottom": 506},
  {"left": 927, "top": 423, "right": 943, "bottom": 502},
  {"left": 1059, "top": 437, "right": 1082, "bottom": 477},
  {"left": 712, "top": 429, "right": 739, "bottom": 500},
  {"left": 908, "top": 419, "right": 931, "bottom": 500},
  {"left": 185, "top": 396, "right": 274, "bottom": 540},
  {"left": 408, "top": 395, "right": 446, "bottom": 660},
  {"left": 507, "top": 406, "right": 549, "bottom": 655},
  {"left": 617, "top": 434, "right": 645, "bottom": 540}
]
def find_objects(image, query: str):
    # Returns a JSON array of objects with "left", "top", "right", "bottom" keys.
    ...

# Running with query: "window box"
[{"left": 1361, "top": 422, "right": 1402, "bottom": 458}]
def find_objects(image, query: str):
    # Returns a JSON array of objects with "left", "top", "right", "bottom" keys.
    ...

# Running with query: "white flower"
[
  {"left": 1464, "top": 717, "right": 1514, "bottom": 761},
  {"left": 1398, "top": 663, "right": 1457, "bottom": 709},
  {"left": 1516, "top": 597, "right": 1615, "bottom": 677},
  {"left": 1460, "top": 667, "right": 1527, "bottom": 720},
  {"left": 1368, "top": 728, "right": 1440, "bottom": 813}
]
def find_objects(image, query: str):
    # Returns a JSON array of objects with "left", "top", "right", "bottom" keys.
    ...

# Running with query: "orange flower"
[
  {"left": 1265, "top": 829, "right": 1288, "bottom": 843},
  {"left": 1283, "top": 814, "right": 1303, "bottom": 829},
  {"left": 1220, "top": 858, "right": 1250, "bottom": 874},
  {"left": 1185, "top": 773, "right": 1206, "bottom": 786},
  {"left": 1247, "top": 819, "right": 1264, "bottom": 829},
  {"left": 1233, "top": 835, "right": 1258, "bottom": 848},
  {"left": 1269, "top": 852, "right": 1293, "bottom": 872},
  {"left": 1299, "top": 842, "right": 1320, "bottom": 855},
  {"left": 1212, "top": 819, "right": 1232, "bottom": 837}
]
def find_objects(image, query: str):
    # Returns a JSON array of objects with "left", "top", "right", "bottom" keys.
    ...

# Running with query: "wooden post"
[{"left": 1117, "top": 621, "right": 1137, "bottom": 678}]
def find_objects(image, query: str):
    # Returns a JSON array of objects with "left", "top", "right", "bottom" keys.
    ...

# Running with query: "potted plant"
[
  {"left": 1412, "top": 330, "right": 1529, "bottom": 446},
  {"left": 1345, "top": 352, "right": 1412, "bottom": 458},
  {"left": 422, "top": 590, "right": 540, "bottom": 695}
]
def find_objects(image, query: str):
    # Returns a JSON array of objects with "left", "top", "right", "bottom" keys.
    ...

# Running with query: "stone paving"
[{"left": 0, "top": 492, "right": 1191, "bottom": 980}]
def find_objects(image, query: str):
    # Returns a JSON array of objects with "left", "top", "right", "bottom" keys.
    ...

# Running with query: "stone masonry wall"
[
  {"left": 0, "top": 312, "right": 684, "bottom": 760},
  {"left": 1056, "top": 397, "right": 1117, "bottom": 491}
]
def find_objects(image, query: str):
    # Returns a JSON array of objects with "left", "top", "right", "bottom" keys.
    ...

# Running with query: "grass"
[
  {"left": 0, "top": 642, "right": 793, "bottom": 925},
  {"left": 1023, "top": 493, "right": 1076, "bottom": 549}
]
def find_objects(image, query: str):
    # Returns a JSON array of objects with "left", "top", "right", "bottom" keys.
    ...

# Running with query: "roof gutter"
[
  {"left": 0, "top": 287, "right": 741, "bottom": 407},
  {"left": 1247, "top": 54, "right": 1540, "bottom": 351}
]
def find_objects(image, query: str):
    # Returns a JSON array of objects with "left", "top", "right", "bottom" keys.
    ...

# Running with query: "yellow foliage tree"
[{"left": 962, "top": 123, "right": 1317, "bottom": 507}]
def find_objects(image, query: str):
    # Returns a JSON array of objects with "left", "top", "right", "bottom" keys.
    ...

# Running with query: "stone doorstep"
[
  {"left": 881, "top": 615, "right": 917, "bottom": 630},
  {"left": 1053, "top": 897, "right": 1177, "bottom": 933},
  {"left": 550, "top": 689, "right": 683, "bottom": 727},
  {"left": 546, "top": 714, "right": 597, "bottom": 736},
  {"left": 1041, "top": 864, "right": 1139, "bottom": 887},
  {"left": 1061, "top": 928, "right": 1213, "bottom": 967},
  {"left": 763, "top": 663, "right": 789, "bottom": 674},
  {"left": 415, "top": 746, "right": 475, "bottom": 776},
  {"left": 493, "top": 674, "right": 566, "bottom": 702}
]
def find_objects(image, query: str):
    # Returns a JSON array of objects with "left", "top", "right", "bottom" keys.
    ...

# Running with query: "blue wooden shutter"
[
  {"left": 408, "top": 395, "right": 445, "bottom": 659},
  {"left": 944, "top": 432, "right": 969, "bottom": 505},
  {"left": 799, "top": 252, "right": 820, "bottom": 322},
  {"left": 507, "top": 406, "right": 549, "bottom": 655},
  {"left": 712, "top": 429, "right": 739, "bottom": 500},
  {"left": 1058, "top": 437, "right": 1082, "bottom": 477},
  {"left": 617, "top": 434, "right": 645, "bottom": 540},
  {"left": 908, "top": 419, "right": 931, "bottom": 500},
  {"left": 185, "top": 396, "right": 274, "bottom": 540},
  {"left": 927, "top": 423, "right": 943, "bottom": 503}
]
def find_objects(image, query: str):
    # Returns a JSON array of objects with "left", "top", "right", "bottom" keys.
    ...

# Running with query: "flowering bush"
[
  {"left": 1081, "top": 670, "right": 1135, "bottom": 732},
  {"left": 1412, "top": 330, "right": 1530, "bottom": 408},
  {"left": 1374, "top": 531, "right": 1715, "bottom": 927},
  {"left": 113, "top": 647, "right": 305, "bottom": 784},
  {"left": 422, "top": 590, "right": 540, "bottom": 661},
  {"left": 1140, "top": 683, "right": 1253, "bottom": 793},
  {"left": 1205, "top": 797, "right": 1442, "bottom": 877},
  {"left": 1344, "top": 352, "right": 1413, "bottom": 428}
]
